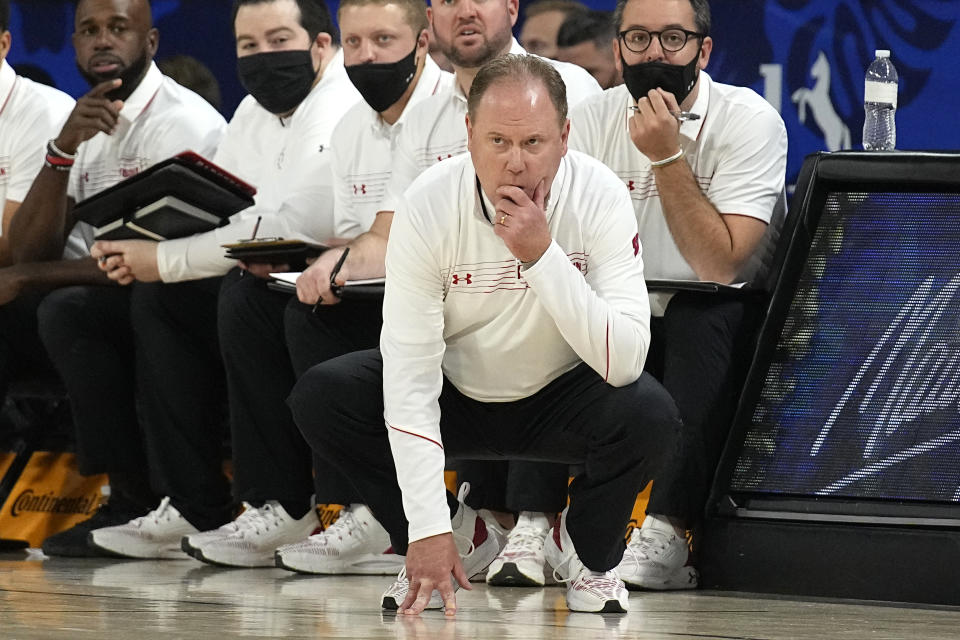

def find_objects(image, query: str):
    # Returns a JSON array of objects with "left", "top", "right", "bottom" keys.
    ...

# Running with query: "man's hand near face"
[
  {"left": 91, "top": 239, "right": 160, "bottom": 285},
  {"left": 492, "top": 179, "right": 552, "bottom": 264},
  {"left": 399, "top": 533, "right": 471, "bottom": 617},
  {"left": 628, "top": 88, "right": 682, "bottom": 162},
  {"left": 54, "top": 79, "right": 124, "bottom": 154}
]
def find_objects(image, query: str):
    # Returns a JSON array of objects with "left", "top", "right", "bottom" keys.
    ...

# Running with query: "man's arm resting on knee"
[
  {"left": 0, "top": 257, "right": 113, "bottom": 304},
  {"left": 296, "top": 210, "right": 393, "bottom": 306}
]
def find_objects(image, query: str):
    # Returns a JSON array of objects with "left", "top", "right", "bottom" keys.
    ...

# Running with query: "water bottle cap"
[{"left": 875, "top": 49, "right": 890, "bottom": 58}]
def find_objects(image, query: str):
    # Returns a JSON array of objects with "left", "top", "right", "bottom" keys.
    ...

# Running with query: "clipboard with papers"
[
  {"left": 268, "top": 271, "right": 386, "bottom": 301},
  {"left": 73, "top": 151, "right": 256, "bottom": 241}
]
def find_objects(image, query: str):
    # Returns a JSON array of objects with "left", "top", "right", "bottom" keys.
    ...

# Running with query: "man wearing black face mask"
[
  {"left": 570, "top": 0, "right": 787, "bottom": 591},
  {"left": 4, "top": 0, "right": 226, "bottom": 558},
  {"left": 175, "top": 0, "right": 454, "bottom": 572},
  {"left": 83, "top": 0, "right": 364, "bottom": 562}
]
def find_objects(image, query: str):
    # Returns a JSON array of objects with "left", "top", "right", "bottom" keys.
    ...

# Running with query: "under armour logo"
[
  {"left": 627, "top": 180, "right": 635, "bottom": 191},
  {"left": 353, "top": 184, "right": 367, "bottom": 195},
  {"left": 632, "top": 233, "right": 640, "bottom": 257},
  {"left": 452, "top": 273, "right": 472, "bottom": 285},
  {"left": 437, "top": 154, "right": 453, "bottom": 162}
]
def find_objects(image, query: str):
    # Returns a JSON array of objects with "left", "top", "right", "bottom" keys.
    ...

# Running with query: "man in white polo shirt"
[
  {"left": 288, "top": 55, "right": 682, "bottom": 615},
  {"left": 569, "top": 0, "right": 787, "bottom": 590},
  {"left": 0, "top": 0, "right": 75, "bottom": 403},
  {"left": 295, "top": 0, "right": 602, "bottom": 589},
  {"left": 3, "top": 0, "right": 226, "bottom": 558},
  {"left": 83, "top": 0, "right": 367, "bottom": 561},
  {"left": 113, "top": 0, "right": 452, "bottom": 571}
]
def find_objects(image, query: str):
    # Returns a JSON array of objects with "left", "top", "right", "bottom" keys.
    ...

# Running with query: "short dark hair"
[
  {"left": 232, "top": 0, "right": 339, "bottom": 45},
  {"left": 158, "top": 55, "right": 222, "bottom": 111},
  {"left": 556, "top": 10, "right": 615, "bottom": 50},
  {"left": 468, "top": 54, "right": 567, "bottom": 126},
  {"left": 613, "top": 0, "right": 710, "bottom": 37},
  {"left": 338, "top": 0, "right": 428, "bottom": 37},
  {"left": 1, "top": 0, "right": 10, "bottom": 33},
  {"left": 524, "top": 0, "right": 586, "bottom": 20}
]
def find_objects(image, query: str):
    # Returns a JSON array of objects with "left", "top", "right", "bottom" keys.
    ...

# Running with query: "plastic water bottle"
[{"left": 862, "top": 49, "right": 898, "bottom": 150}]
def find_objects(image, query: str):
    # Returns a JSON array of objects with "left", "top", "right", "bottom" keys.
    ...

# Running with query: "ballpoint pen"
[
  {"left": 314, "top": 247, "right": 350, "bottom": 312},
  {"left": 628, "top": 106, "right": 701, "bottom": 121}
]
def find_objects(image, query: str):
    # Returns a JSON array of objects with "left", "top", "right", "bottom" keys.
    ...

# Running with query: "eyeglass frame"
[{"left": 617, "top": 27, "right": 705, "bottom": 54}]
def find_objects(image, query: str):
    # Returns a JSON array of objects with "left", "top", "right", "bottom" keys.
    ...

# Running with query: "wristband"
[
  {"left": 44, "top": 154, "right": 74, "bottom": 171},
  {"left": 47, "top": 139, "right": 78, "bottom": 161},
  {"left": 650, "top": 148, "right": 685, "bottom": 168}
]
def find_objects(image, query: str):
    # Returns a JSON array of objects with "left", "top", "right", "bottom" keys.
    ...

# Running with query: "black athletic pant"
[
  {"left": 37, "top": 286, "right": 146, "bottom": 476},
  {"left": 130, "top": 274, "right": 233, "bottom": 531},
  {"left": 288, "top": 351, "right": 682, "bottom": 571},
  {"left": 644, "top": 291, "right": 764, "bottom": 523},
  {"left": 217, "top": 274, "right": 381, "bottom": 513},
  {"left": 0, "top": 292, "right": 60, "bottom": 401}
]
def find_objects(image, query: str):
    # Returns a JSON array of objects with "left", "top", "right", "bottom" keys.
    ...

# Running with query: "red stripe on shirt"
[
  {"left": 388, "top": 423, "right": 444, "bottom": 449},
  {"left": 0, "top": 77, "right": 18, "bottom": 117},
  {"left": 604, "top": 321, "right": 610, "bottom": 382}
]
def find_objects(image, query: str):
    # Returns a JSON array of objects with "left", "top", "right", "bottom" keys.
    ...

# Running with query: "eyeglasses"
[{"left": 618, "top": 28, "right": 704, "bottom": 54}]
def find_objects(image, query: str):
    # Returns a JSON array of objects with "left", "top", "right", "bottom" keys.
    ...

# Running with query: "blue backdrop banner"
[{"left": 6, "top": 0, "right": 960, "bottom": 183}]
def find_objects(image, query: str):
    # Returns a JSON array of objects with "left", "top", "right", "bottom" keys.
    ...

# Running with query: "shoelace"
[
  {"left": 620, "top": 527, "right": 672, "bottom": 575},
  {"left": 574, "top": 569, "right": 623, "bottom": 592},
  {"left": 313, "top": 505, "right": 362, "bottom": 544},
  {"left": 213, "top": 502, "right": 258, "bottom": 535},
  {"left": 502, "top": 524, "right": 546, "bottom": 555},
  {"left": 233, "top": 502, "right": 285, "bottom": 536},
  {"left": 135, "top": 496, "right": 174, "bottom": 528}
]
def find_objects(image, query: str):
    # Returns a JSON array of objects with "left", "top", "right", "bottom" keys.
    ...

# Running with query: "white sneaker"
[
  {"left": 193, "top": 501, "right": 321, "bottom": 568},
  {"left": 181, "top": 502, "right": 257, "bottom": 559},
  {"left": 616, "top": 515, "right": 698, "bottom": 590},
  {"left": 544, "top": 508, "right": 629, "bottom": 613},
  {"left": 89, "top": 497, "right": 198, "bottom": 559},
  {"left": 380, "top": 483, "right": 504, "bottom": 611},
  {"left": 486, "top": 511, "right": 550, "bottom": 587},
  {"left": 275, "top": 503, "right": 403, "bottom": 575}
]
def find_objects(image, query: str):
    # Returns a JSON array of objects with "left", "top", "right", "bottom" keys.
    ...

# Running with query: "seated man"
[
  {"left": 78, "top": 0, "right": 361, "bottom": 560},
  {"left": 570, "top": 0, "right": 788, "bottom": 589},
  {"left": 0, "top": 0, "right": 75, "bottom": 399},
  {"left": 555, "top": 10, "right": 621, "bottom": 89},
  {"left": 5, "top": 0, "right": 226, "bottom": 557},
  {"left": 174, "top": 0, "right": 452, "bottom": 571},
  {"left": 288, "top": 54, "right": 682, "bottom": 615}
]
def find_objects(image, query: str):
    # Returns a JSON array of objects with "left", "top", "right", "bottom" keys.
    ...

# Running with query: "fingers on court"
[{"left": 437, "top": 576, "right": 459, "bottom": 615}]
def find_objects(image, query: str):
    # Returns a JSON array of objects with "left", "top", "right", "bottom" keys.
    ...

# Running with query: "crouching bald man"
[{"left": 288, "top": 54, "right": 681, "bottom": 615}]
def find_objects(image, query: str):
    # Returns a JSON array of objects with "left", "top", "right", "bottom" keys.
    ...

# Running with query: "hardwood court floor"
[{"left": 1, "top": 550, "right": 959, "bottom": 639}]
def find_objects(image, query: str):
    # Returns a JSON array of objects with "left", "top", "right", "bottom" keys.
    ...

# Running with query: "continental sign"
[
  {"left": 0, "top": 451, "right": 107, "bottom": 547},
  {"left": 9, "top": 489, "right": 100, "bottom": 517}
]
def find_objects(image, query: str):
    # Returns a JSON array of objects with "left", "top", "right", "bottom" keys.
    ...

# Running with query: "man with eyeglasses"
[{"left": 569, "top": 0, "right": 787, "bottom": 591}]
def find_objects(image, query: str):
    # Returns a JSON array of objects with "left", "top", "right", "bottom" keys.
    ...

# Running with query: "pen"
[
  {"left": 628, "top": 107, "right": 701, "bottom": 121},
  {"left": 314, "top": 246, "right": 350, "bottom": 313},
  {"left": 250, "top": 215, "right": 262, "bottom": 241}
]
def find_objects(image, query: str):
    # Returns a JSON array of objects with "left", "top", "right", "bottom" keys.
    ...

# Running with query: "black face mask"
[
  {"left": 621, "top": 45, "right": 700, "bottom": 105},
  {"left": 237, "top": 49, "right": 317, "bottom": 115},
  {"left": 345, "top": 45, "right": 418, "bottom": 114}
]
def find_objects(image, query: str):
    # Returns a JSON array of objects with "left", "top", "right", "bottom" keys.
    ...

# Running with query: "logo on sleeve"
[{"left": 632, "top": 233, "right": 640, "bottom": 257}]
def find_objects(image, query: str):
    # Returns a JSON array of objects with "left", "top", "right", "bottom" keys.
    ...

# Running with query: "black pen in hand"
[{"left": 313, "top": 247, "right": 350, "bottom": 313}]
